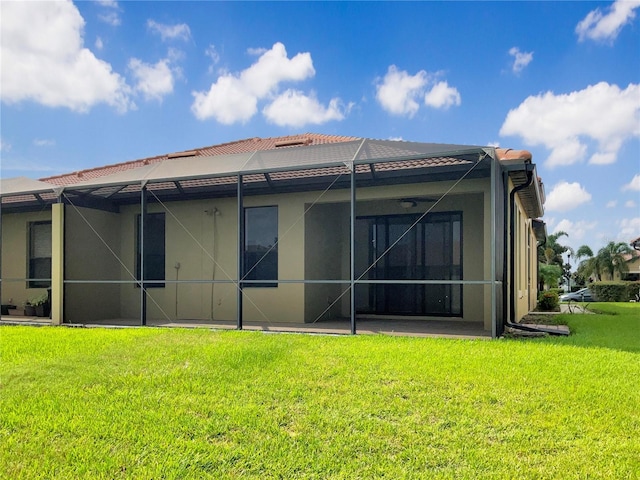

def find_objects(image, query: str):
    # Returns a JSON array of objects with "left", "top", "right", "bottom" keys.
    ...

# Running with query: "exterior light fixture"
[{"left": 399, "top": 199, "right": 417, "bottom": 209}]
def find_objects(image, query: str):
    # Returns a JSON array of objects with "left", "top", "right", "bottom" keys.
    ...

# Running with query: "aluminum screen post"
[
  {"left": 490, "top": 155, "right": 497, "bottom": 339},
  {"left": 350, "top": 162, "right": 356, "bottom": 335},
  {"left": 237, "top": 174, "right": 244, "bottom": 330},
  {"left": 140, "top": 183, "right": 147, "bottom": 326}
]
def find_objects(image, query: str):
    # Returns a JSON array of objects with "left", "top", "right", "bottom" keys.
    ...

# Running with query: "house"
[
  {"left": 617, "top": 238, "right": 640, "bottom": 281},
  {"left": 0, "top": 134, "right": 545, "bottom": 337}
]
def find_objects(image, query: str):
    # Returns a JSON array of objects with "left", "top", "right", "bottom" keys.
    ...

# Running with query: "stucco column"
[{"left": 51, "top": 203, "right": 64, "bottom": 325}]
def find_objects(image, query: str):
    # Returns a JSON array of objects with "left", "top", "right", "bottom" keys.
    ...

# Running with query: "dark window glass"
[
  {"left": 136, "top": 213, "right": 165, "bottom": 288},
  {"left": 356, "top": 212, "right": 462, "bottom": 316},
  {"left": 244, "top": 206, "right": 278, "bottom": 287},
  {"left": 28, "top": 221, "right": 52, "bottom": 288}
]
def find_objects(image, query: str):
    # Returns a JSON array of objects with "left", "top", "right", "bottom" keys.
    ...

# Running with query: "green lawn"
[{"left": 1, "top": 304, "right": 639, "bottom": 479}]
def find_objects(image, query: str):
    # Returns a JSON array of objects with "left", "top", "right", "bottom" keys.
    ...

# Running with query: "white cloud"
[
  {"left": 376, "top": 66, "right": 461, "bottom": 117},
  {"left": 424, "top": 81, "right": 461, "bottom": 109},
  {"left": 376, "top": 66, "right": 428, "bottom": 117},
  {"left": 206, "top": 45, "right": 220, "bottom": 65},
  {"left": 0, "top": 139, "right": 11, "bottom": 152},
  {"left": 618, "top": 217, "right": 640, "bottom": 242},
  {"left": 129, "top": 58, "right": 175, "bottom": 102},
  {"left": 508, "top": 47, "right": 533, "bottom": 73},
  {"left": 247, "top": 47, "right": 268, "bottom": 56},
  {"left": 263, "top": 90, "right": 349, "bottom": 127},
  {"left": 606, "top": 200, "right": 618, "bottom": 208},
  {"left": 95, "top": 37, "right": 104, "bottom": 50},
  {"left": 0, "top": 0, "right": 133, "bottom": 113},
  {"left": 545, "top": 181, "right": 592, "bottom": 212},
  {"left": 33, "top": 139, "right": 56, "bottom": 147},
  {"left": 576, "top": 0, "right": 640, "bottom": 43},
  {"left": 191, "top": 42, "right": 317, "bottom": 124},
  {"left": 553, "top": 219, "right": 597, "bottom": 243},
  {"left": 96, "top": 0, "right": 121, "bottom": 26},
  {"left": 500, "top": 82, "right": 640, "bottom": 168},
  {"left": 625, "top": 200, "right": 638, "bottom": 208},
  {"left": 623, "top": 174, "right": 640, "bottom": 191},
  {"left": 147, "top": 20, "right": 191, "bottom": 42}
]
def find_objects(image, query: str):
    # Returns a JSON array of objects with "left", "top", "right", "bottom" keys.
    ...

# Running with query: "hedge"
[{"left": 590, "top": 281, "right": 640, "bottom": 302}]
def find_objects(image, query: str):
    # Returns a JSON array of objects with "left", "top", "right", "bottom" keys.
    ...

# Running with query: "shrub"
[
  {"left": 537, "top": 291, "right": 559, "bottom": 311},
  {"left": 549, "top": 288, "right": 563, "bottom": 297}
]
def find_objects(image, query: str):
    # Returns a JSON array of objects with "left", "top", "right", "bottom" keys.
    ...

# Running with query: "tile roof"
[{"left": 41, "top": 133, "right": 359, "bottom": 186}]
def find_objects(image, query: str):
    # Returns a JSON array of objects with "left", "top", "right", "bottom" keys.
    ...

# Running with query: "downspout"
[{"left": 505, "top": 164, "right": 548, "bottom": 334}]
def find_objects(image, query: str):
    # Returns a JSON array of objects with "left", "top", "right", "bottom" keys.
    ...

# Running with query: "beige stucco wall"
[
  {"left": 1, "top": 209, "right": 52, "bottom": 309},
  {"left": 511, "top": 186, "right": 539, "bottom": 321}
]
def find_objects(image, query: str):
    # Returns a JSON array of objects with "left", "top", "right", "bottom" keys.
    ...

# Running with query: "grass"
[{"left": 1, "top": 304, "right": 639, "bottom": 479}]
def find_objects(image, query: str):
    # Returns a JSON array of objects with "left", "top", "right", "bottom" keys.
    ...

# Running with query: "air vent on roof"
[
  {"left": 168, "top": 150, "right": 197, "bottom": 159},
  {"left": 275, "top": 138, "right": 312, "bottom": 148}
]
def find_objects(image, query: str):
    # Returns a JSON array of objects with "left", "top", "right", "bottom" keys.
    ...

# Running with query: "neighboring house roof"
[{"left": 631, "top": 236, "right": 640, "bottom": 251}]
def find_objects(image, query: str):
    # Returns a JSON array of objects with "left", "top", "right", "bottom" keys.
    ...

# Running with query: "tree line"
[{"left": 538, "top": 232, "right": 636, "bottom": 290}]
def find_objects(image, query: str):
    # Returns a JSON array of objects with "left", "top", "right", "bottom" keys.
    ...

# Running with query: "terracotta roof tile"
[{"left": 42, "top": 133, "right": 359, "bottom": 186}]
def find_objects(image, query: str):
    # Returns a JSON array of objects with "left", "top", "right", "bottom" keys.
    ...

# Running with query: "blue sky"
[{"left": 1, "top": 0, "right": 639, "bottom": 257}]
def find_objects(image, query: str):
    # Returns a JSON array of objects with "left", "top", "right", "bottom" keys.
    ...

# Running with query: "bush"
[
  {"left": 591, "top": 281, "right": 640, "bottom": 302},
  {"left": 549, "top": 288, "right": 563, "bottom": 297},
  {"left": 537, "top": 291, "right": 559, "bottom": 311}
]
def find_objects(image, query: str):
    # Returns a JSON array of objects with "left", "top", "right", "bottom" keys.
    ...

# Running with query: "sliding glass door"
[{"left": 355, "top": 212, "right": 462, "bottom": 316}]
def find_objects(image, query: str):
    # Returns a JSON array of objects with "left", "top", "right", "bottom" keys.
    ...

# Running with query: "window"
[
  {"left": 244, "top": 206, "right": 278, "bottom": 287},
  {"left": 136, "top": 213, "right": 165, "bottom": 288},
  {"left": 28, "top": 221, "right": 52, "bottom": 288}
]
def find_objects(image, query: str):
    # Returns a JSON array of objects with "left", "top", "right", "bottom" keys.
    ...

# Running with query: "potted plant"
[
  {"left": 24, "top": 300, "right": 36, "bottom": 317},
  {"left": 29, "top": 294, "right": 50, "bottom": 317}
]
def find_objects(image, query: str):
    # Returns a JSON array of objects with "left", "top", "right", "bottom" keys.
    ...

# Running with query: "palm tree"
[
  {"left": 538, "top": 231, "right": 572, "bottom": 290},
  {"left": 575, "top": 245, "right": 597, "bottom": 280},
  {"left": 594, "top": 241, "right": 634, "bottom": 280},
  {"left": 540, "top": 231, "right": 573, "bottom": 266}
]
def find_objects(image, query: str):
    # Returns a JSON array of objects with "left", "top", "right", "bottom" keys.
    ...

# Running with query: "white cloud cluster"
[
  {"left": 618, "top": 217, "right": 640, "bottom": 241},
  {"left": 508, "top": 47, "right": 533, "bottom": 73},
  {"left": 129, "top": 58, "right": 176, "bottom": 102},
  {"left": 424, "top": 81, "right": 461, "bottom": 109},
  {"left": 97, "top": 0, "right": 122, "bottom": 26},
  {"left": 576, "top": 0, "right": 640, "bottom": 43},
  {"left": 500, "top": 82, "right": 640, "bottom": 168},
  {"left": 191, "top": 42, "right": 349, "bottom": 126},
  {"left": 263, "top": 90, "right": 350, "bottom": 127},
  {"left": 553, "top": 219, "right": 597, "bottom": 243},
  {"left": 623, "top": 174, "right": 640, "bottom": 191},
  {"left": 147, "top": 20, "right": 191, "bottom": 42},
  {"left": 0, "top": 0, "right": 133, "bottom": 113},
  {"left": 545, "top": 181, "right": 592, "bottom": 212},
  {"left": 375, "top": 66, "right": 461, "bottom": 117}
]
